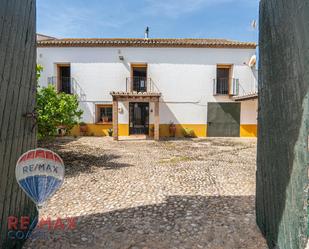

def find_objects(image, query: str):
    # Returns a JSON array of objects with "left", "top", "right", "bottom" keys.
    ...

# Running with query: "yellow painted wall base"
[
  {"left": 118, "top": 124, "right": 129, "bottom": 136},
  {"left": 71, "top": 124, "right": 129, "bottom": 136},
  {"left": 240, "top": 124, "right": 257, "bottom": 137},
  {"left": 149, "top": 124, "right": 207, "bottom": 138},
  {"left": 70, "top": 124, "right": 113, "bottom": 136},
  {"left": 70, "top": 124, "right": 257, "bottom": 138}
]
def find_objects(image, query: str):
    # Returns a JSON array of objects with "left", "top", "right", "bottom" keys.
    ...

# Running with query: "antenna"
[
  {"left": 145, "top": 27, "right": 149, "bottom": 39},
  {"left": 251, "top": 20, "right": 257, "bottom": 30}
]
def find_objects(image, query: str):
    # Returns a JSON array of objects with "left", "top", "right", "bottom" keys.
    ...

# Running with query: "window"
[
  {"left": 96, "top": 105, "right": 113, "bottom": 123},
  {"left": 215, "top": 65, "right": 232, "bottom": 95},
  {"left": 57, "top": 64, "right": 71, "bottom": 94}
]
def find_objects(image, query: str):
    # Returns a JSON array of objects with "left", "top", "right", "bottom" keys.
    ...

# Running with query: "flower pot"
[
  {"left": 79, "top": 125, "right": 88, "bottom": 133},
  {"left": 102, "top": 116, "right": 109, "bottom": 123},
  {"left": 169, "top": 125, "right": 176, "bottom": 137}
]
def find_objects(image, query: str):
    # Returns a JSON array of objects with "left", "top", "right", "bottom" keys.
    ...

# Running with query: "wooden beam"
[
  {"left": 154, "top": 101, "right": 160, "bottom": 141},
  {"left": 112, "top": 100, "right": 118, "bottom": 140}
]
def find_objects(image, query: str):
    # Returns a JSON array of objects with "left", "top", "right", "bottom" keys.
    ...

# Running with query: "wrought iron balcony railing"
[
  {"left": 213, "top": 78, "right": 240, "bottom": 96},
  {"left": 47, "top": 76, "right": 86, "bottom": 100},
  {"left": 126, "top": 77, "right": 159, "bottom": 93}
]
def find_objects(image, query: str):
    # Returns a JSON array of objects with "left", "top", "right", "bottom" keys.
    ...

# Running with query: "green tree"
[{"left": 36, "top": 65, "right": 83, "bottom": 138}]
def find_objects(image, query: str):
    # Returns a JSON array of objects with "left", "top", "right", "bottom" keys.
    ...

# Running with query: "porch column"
[
  {"left": 154, "top": 101, "right": 160, "bottom": 141},
  {"left": 113, "top": 99, "right": 118, "bottom": 140}
]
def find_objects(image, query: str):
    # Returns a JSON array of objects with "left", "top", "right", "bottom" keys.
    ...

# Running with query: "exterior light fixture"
[{"left": 119, "top": 56, "right": 124, "bottom": 61}]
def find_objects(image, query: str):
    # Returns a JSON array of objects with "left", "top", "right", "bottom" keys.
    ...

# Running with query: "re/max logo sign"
[{"left": 1, "top": 216, "right": 78, "bottom": 240}]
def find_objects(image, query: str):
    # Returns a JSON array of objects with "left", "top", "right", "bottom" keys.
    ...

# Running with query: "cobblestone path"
[{"left": 23, "top": 137, "right": 267, "bottom": 249}]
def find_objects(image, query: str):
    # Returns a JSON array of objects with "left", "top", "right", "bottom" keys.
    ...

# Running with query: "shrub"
[
  {"left": 36, "top": 85, "right": 83, "bottom": 138},
  {"left": 107, "top": 128, "right": 113, "bottom": 137},
  {"left": 182, "top": 128, "right": 195, "bottom": 138}
]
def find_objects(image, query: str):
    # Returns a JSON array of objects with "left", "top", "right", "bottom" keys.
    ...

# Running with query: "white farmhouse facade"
[{"left": 37, "top": 37, "right": 258, "bottom": 140}]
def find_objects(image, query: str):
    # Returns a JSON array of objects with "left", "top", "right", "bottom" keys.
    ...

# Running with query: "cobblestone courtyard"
[{"left": 24, "top": 137, "right": 267, "bottom": 249}]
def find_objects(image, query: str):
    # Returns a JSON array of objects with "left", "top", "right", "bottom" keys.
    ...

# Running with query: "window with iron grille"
[{"left": 96, "top": 105, "right": 113, "bottom": 123}]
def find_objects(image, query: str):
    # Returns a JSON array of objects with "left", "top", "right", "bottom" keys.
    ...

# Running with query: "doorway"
[
  {"left": 131, "top": 64, "right": 147, "bottom": 92},
  {"left": 129, "top": 102, "right": 149, "bottom": 135},
  {"left": 207, "top": 102, "right": 240, "bottom": 137},
  {"left": 57, "top": 64, "right": 71, "bottom": 94}
]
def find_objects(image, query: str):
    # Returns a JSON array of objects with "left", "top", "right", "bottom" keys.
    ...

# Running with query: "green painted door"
[{"left": 207, "top": 103, "right": 240, "bottom": 137}]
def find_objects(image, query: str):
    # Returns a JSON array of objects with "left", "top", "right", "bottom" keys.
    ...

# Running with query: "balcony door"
[
  {"left": 131, "top": 64, "right": 147, "bottom": 92},
  {"left": 216, "top": 65, "right": 232, "bottom": 95},
  {"left": 57, "top": 64, "right": 71, "bottom": 94}
]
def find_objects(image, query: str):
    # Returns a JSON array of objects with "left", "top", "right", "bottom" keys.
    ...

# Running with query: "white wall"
[
  {"left": 240, "top": 99, "right": 258, "bottom": 124},
  {"left": 37, "top": 47, "right": 257, "bottom": 124}
]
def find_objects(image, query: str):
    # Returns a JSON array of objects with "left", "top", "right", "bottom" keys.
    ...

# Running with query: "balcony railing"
[
  {"left": 126, "top": 77, "right": 158, "bottom": 93},
  {"left": 213, "top": 78, "right": 239, "bottom": 96},
  {"left": 47, "top": 76, "right": 86, "bottom": 100}
]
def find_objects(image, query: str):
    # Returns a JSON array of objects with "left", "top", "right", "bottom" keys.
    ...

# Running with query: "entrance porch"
[{"left": 110, "top": 92, "right": 161, "bottom": 141}]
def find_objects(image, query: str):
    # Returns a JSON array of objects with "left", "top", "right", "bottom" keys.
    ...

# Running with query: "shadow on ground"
[
  {"left": 25, "top": 195, "right": 267, "bottom": 249},
  {"left": 38, "top": 137, "right": 133, "bottom": 177}
]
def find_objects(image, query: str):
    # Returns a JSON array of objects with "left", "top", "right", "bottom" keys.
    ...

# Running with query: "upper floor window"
[
  {"left": 216, "top": 65, "right": 232, "bottom": 95},
  {"left": 57, "top": 64, "right": 71, "bottom": 94}
]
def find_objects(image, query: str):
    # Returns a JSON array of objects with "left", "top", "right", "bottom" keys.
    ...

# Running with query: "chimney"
[{"left": 145, "top": 27, "right": 149, "bottom": 39}]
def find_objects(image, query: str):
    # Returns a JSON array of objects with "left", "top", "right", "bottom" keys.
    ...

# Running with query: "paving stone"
[{"left": 23, "top": 137, "right": 267, "bottom": 249}]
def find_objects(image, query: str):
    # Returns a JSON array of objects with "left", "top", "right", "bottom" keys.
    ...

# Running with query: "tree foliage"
[{"left": 36, "top": 65, "right": 83, "bottom": 138}]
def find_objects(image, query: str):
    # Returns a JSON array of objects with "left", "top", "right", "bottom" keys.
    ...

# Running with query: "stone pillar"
[
  {"left": 112, "top": 99, "right": 118, "bottom": 140},
  {"left": 154, "top": 101, "right": 160, "bottom": 141}
]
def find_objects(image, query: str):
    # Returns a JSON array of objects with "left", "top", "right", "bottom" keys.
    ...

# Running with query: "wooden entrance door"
[
  {"left": 207, "top": 103, "right": 240, "bottom": 137},
  {"left": 129, "top": 103, "right": 149, "bottom": 135}
]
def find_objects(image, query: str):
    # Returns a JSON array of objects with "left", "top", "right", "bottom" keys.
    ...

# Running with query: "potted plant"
[
  {"left": 182, "top": 128, "right": 194, "bottom": 138},
  {"left": 107, "top": 128, "right": 113, "bottom": 137},
  {"left": 169, "top": 121, "right": 176, "bottom": 137},
  {"left": 79, "top": 122, "right": 88, "bottom": 133}
]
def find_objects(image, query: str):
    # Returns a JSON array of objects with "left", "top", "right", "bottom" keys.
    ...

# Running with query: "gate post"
[
  {"left": 0, "top": 0, "right": 38, "bottom": 248},
  {"left": 256, "top": 1, "right": 309, "bottom": 248}
]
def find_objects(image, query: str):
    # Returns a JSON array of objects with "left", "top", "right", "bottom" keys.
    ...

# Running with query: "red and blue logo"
[{"left": 15, "top": 148, "right": 65, "bottom": 208}]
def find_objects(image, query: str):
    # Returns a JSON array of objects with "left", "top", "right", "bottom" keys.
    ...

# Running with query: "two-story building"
[{"left": 37, "top": 37, "right": 258, "bottom": 140}]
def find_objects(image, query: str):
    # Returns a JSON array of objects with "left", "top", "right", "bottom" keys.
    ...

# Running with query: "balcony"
[
  {"left": 125, "top": 77, "right": 159, "bottom": 93},
  {"left": 47, "top": 76, "right": 86, "bottom": 100},
  {"left": 213, "top": 78, "right": 239, "bottom": 96}
]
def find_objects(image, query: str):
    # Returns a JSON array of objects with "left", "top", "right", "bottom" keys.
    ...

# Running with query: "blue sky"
[{"left": 37, "top": 0, "right": 259, "bottom": 42}]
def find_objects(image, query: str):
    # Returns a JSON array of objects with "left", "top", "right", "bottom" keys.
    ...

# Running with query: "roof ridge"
[{"left": 37, "top": 37, "right": 257, "bottom": 48}]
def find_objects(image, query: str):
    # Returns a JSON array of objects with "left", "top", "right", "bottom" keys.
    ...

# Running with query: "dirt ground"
[{"left": 23, "top": 137, "right": 267, "bottom": 249}]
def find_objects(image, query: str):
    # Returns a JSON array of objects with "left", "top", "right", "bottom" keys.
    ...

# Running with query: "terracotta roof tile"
[
  {"left": 37, "top": 38, "right": 256, "bottom": 49},
  {"left": 110, "top": 91, "right": 161, "bottom": 97},
  {"left": 233, "top": 92, "right": 258, "bottom": 101}
]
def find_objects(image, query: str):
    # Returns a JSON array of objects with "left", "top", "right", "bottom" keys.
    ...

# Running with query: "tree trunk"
[{"left": 257, "top": 1, "right": 309, "bottom": 248}]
